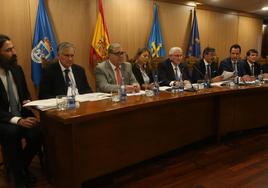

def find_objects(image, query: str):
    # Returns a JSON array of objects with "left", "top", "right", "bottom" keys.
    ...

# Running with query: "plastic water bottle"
[
  {"left": 152, "top": 74, "right": 160, "bottom": 96},
  {"left": 233, "top": 71, "right": 239, "bottom": 85},
  {"left": 233, "top": 62, "right": 239, "bottom": 85},
  {"left": 67, "top": 82, "right": 76, "bottom": 109},
  {"left": 119, "top": 78, "right": 127, "bottom": 102},
  {"left": 178, "top": 76, "right": 184, "bottom": 92},
  {"left": 258, "top": 70, "right": 264, "bottom": 85}
]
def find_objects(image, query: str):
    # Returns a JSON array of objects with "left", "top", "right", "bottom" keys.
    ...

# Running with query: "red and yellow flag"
[{"left": 90, "top": 0, "right": 110, "bottom": 65}]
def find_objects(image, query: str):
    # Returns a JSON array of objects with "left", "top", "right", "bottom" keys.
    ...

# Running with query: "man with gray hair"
[
  {"left": 39, "top": 42, "right": 92, "bottom": 99},
  {"left": 95, "top": 43, "right": 140, "bottom": 93},
  {"left": 158, "top": 47, "right": 191, "bottom": 86}
]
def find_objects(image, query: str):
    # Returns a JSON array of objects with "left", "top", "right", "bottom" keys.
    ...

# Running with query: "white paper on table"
[
  {"left": 159, "top": 86, "right": 171, "bottom": 91},
  {"left": 75, "top": 93, "right": 111, "bottom": 102},
  {"left": 23, "top": 99, "right": 57, "bottom": 111},
  {"left": 210, "top": 81, "right": 230, "bottom": 87},
  {"left": 222, "top": 71, "right": 234, "bottom": 80},
  {"left": 127, "top": 90, "right": 145, "bottom": 96}
]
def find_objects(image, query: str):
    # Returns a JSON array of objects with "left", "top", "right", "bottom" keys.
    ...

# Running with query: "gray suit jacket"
[{"left": 95, "top": 60, "right": 138, "bottom": 93}]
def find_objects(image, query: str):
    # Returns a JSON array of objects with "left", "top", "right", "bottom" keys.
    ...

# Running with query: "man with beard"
[{"left": 0, "top": 34, "right": 42, "bottom": 188}]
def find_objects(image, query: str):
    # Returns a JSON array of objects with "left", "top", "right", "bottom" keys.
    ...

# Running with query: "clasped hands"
[{"left": 126, "top": 83, "right": 140, "bottom": 93}]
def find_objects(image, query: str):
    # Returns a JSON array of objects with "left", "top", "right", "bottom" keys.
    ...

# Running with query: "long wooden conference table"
[{"left": 40, "top": 84, "right": 268, "bottom": 188}]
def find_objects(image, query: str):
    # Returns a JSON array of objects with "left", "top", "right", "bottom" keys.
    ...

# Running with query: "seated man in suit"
[
  {"left": 39, "top": 42, "right": 92, "bottom": 99},
  {"left": 0, "top": 34, "right": 42, "bottom": 188},
  {"left": 95, "top": 43, "right": 140, "bottom": 93},
  {"left": 218, "top": 44, "right": 244, "bottom": 76},
  {"left": 191, "top": 47, "right": 223, "bottom": 83},
  {"left": 158, "top": 47, "right": 191, "bottom": 86},
  {"left": 240, "top": 49, "right": 261, "bottom": 82}
]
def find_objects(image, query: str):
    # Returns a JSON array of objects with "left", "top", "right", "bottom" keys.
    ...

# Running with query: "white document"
[
  {"left": 159, "top": 86, "right": 171, "bottom": 91},
  {"left": 23, "top": 99, "right": 57, "bottom": 111},
  {"left": 75, "top": 93, "right": 111, "bottom": 102},
  {"left": 23, "top": 93, "right": 112, "bottom": 111},
  {"left": 210, "top": 80, "right": 230, "bottom": 87},
  {"left": 127, "top": 90, "right": 146, "bottom": 96},
  {"left": 222, "top": 71, "right": 234, "bottom": 80}
]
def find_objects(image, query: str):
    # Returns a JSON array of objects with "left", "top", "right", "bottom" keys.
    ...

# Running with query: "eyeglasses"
[{"left": 111, "top": 51, "right": 125, "bottom": 56}]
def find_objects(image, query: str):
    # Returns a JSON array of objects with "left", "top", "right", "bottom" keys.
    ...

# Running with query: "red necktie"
[{"left": 115, "top": 67, "right": 122, "bottom": 85}]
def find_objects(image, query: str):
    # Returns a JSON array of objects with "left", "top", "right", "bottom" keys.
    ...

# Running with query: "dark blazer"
[
  {"left": 191, "top": 59, "right": 219, "bottom": 83},
  {"left": 239, "top": 60, "right": 261, "bottom": 77},
  {"left": 0, "top": 65, "right": 33, "bottom": 122},
  {"left": 218, "top": 58, "right": 243, "bottom": 76},
  {"left": 262, "top": 64, "right": 268, "bottom": 73},
  {"left": 158, "top": 58, "right": 191, "bottom": 86},
  {"left": 132, "top": 63, "right": 153, "bottom": 86},
  {"left": 39, "top": 62, "right": 92, "bottom": 99}
]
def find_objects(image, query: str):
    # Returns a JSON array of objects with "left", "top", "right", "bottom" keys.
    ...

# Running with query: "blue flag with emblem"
[
  {"left": 31, "top": 0, "right": 57, "bottom": 86},
  {"left": 187, "top": 9, "right": 201, "bottom": 57},
  {"left": 147, "top": 4, "right": 166, "bottom": 58}
]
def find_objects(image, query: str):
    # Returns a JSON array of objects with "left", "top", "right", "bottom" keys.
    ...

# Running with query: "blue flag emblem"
[
  {"left": 31, "top": 0, "right": 57, "bottom": 86},
  {"left": 31, "top": 37, "right": 53, "bottom": 64},
  {"left": 147, "top": 4, "right": 166, "bottom": 58}
]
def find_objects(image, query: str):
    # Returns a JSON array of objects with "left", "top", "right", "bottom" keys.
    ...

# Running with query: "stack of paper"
[{"left": 23, "top": 99, "right": 57, "bottom": 111}]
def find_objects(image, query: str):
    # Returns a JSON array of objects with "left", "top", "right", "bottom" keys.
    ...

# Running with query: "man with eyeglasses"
[
  {"left": 158, "top": 47, "right": 191, "bottom": 86},
  {"left": 39, "top": 42, "right": 92, "bottom": 99},
  {"left": 191, "top": 47, "right": 223, "bottom": 83},
  {"left": 95, "top": 43, "right": 140, "bottom": 93}
]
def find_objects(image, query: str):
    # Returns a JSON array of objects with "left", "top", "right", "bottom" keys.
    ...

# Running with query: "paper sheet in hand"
[{"left": 222, "top": 71, "right": 234, "bottom": 80}]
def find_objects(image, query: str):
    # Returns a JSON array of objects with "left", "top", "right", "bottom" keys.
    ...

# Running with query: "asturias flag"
[
  {"left": 147, "top": 4, "right": 166, "bottom": 58},
  {"left": 31, "top": 0, "right": 57, "bottom": 86},
  {"left": 187, "top": 10, "right": 201, "bottom": 58},
  {"left": 90, "top": 0, "right": 110, "bottom": 65}
]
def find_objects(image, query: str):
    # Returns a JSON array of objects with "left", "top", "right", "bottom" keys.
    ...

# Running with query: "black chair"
[
  {"left": 0, "top": 139, "right": 11, "bottom": 181},
  {"left": 0, "top": 138, "right": 44, "bottom": 182}
]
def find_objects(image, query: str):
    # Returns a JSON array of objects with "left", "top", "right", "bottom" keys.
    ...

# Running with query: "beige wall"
[{"left": 0, "top": 0, "right": 263, "bottom": 97}]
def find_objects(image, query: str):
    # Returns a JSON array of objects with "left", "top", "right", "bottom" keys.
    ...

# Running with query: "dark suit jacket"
[
  {"left": 262, "top": 64, "right": 268, "bottom": 73},
  {"left": 239, "top": 60, "right": 261, "bottom": 77},
  {"left": 0, "top": 65, "right": 33, "bottom": 123},
  {"left": 39, "top": 62, "right": 92, "bottom": 99},
  {"left": 158, "top": 59, "right": 191, "bottom": 86},
  {"left": 218, "top": 58, "right": 243, "bottom": 76},
  {"left": 132, "top": 63, "right": 153, "bottom": 86},
  {"left": 191, "top": 59, "right": 219, "bottom": 83}
]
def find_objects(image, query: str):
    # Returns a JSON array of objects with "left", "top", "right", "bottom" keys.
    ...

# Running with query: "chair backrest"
[{"left": 151, "top": 56, "right": 164, "bottom": 71}]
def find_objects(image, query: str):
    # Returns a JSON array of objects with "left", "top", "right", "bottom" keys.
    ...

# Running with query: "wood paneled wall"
[{"left": 0, "top": 0, "right": 263, "bottom": 97}]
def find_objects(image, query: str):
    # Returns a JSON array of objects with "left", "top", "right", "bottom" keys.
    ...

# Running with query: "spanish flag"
[{"left": 90, "top": 0, "right": 110, "bottom": 66}]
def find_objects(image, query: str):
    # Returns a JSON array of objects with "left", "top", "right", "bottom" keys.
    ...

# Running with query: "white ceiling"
[
  {"left": 159, "top": 0, "right": 268, "bottom": 17},
  {"left": 196, "top": 0, "right": 268, "bottom": 17}
]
